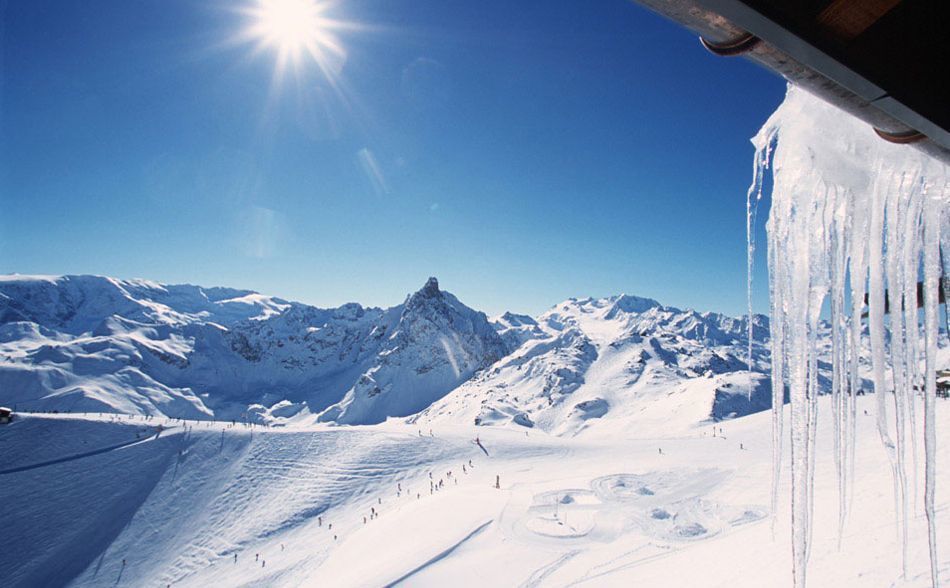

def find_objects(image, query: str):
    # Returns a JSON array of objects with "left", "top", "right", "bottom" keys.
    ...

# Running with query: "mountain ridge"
[{"left": 0, "top": 273, "right": 774, "bottom": 432}]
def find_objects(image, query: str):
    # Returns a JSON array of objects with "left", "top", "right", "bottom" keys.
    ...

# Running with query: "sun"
[
  {"left": 241, "top": 0, "right": 346, "bottom": 81},
  {"left": 253, "top": 0, "right": 325, "bottom": 54}
]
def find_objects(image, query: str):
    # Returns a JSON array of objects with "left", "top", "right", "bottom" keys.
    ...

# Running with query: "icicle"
[
  {"left": 884, "top": 172, "right": 910, "bottom": 577},
  {"left": 828, "top": 183, "right": 852, "bottom": 545},
  {"left": 847, "top": 188, "right": 870, "bottom": 519},
  {"left": 753, "top": 126, "right": 784, "bottom": 530},
  {"left": 922, "top": 189, "right": 943, "bottom": 588},
  {"left": 747, "top": 137, "right": 766, "bottom": 401},
  {"left": 754, "top": 83, "right": 949, "bottom": 587},
  {"left": 900, "top": 188, "right": 924, "bottom": 513}
]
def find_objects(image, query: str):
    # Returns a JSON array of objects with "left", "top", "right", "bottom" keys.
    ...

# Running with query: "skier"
[
  {"left": 234, "top": 553, "right": 238, "bottom": 563},
  {"left": 658, "top": 447, "right": 663, "bottom": 455}
]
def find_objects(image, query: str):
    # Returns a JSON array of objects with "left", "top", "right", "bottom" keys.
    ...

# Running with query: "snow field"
[{"left": 3, "top": 392, "right": 950, "bottom": 587}]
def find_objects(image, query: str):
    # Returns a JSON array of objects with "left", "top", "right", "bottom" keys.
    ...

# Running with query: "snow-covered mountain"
[
  {"left": 0, "top": 275, "right": 505, "bottom": 425},
  {"left": 415, "top": 294, "right": 773, "bottom": 436},
  {"left": 0, "top": 274, "right": 776, "bottom": 432},
  {"left": 317, "top": 278, "right": 507, "bottom": 425}
]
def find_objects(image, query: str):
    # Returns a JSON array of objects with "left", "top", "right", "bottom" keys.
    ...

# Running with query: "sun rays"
[{"left": 234, "top": 0, "right": 357, "bottom": 94}]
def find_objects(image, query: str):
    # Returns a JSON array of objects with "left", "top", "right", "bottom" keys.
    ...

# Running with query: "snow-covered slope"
[
  {"left": 0, "top": 275, "right": 293, "bottom": 420},
  {"left": 416, "top": 294, "right": 773, "bottom": 436},
  {"left": 0, "top": 275, "right": 504, "bottom": 425},
  {"left": 3, "top": 394, "right": 948, "bottom": 587},
  {"left": 490, "top": 311, "right": 547, "bottom": 350}
]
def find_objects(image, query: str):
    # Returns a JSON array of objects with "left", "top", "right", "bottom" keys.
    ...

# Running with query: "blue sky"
[{"left": 0, "top": 0, "right": 786, "bottom": 316}]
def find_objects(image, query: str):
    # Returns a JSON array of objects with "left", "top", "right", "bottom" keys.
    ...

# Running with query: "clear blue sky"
[{"left": 0, "top": 0, "right": 785, "bottom": 317}]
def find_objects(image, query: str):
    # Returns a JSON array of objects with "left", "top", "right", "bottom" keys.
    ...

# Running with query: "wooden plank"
[{"left": 816, "top": 0, "right": 902, "bottom": 41}]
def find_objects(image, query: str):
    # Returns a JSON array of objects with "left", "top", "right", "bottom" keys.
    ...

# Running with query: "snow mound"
[{"left": 505, "top": 468, "right": 764, "bottom": 548}]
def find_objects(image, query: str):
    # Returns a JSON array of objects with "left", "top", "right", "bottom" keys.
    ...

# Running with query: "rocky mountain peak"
[{"left": 421, "top": 277, "right": 440, "bottom": 297}]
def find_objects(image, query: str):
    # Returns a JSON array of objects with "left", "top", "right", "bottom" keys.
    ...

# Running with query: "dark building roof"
[{"left": 632, "top": 0, "right": 950, "bottom": 163}]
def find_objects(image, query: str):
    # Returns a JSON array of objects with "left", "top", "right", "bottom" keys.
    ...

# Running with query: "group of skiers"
[{"left": 216, "top": 441, "right": 487, "bottom": 576}]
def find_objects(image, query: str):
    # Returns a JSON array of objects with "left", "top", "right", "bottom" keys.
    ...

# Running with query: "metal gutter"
[{"left": 631, "top": 0, "right": 950, "bottom": 164}]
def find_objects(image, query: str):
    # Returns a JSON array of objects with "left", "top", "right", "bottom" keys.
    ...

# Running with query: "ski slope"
[{"left": 3, "top": 392, "right": 949, "bottom": 587}]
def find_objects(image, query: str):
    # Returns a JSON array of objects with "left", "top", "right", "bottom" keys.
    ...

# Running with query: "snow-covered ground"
[
  {"left": 1, "top": 273, "right": 945, "bottom": 587},
  {"left": 3, "top": 392, "right": 949, "bottom": 587}
]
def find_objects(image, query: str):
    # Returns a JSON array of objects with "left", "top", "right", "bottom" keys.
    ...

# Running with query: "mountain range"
[{"left": 0, "top": 274, "right": 774, "bottom": 433}]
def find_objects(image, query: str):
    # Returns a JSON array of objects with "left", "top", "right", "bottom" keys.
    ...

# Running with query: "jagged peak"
[
  {"left": 405, "top": 277, "right": 445, "bottom": 310},
  {"left": 421, "top": 276, "right": 440, "bottom": 297}
]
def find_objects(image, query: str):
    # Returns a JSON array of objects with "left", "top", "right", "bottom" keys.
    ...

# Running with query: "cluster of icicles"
[{"left": 750, "top": 85, "right": 949, "bottom": 587}]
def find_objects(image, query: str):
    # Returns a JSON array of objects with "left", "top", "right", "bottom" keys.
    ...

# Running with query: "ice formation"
[{"left": 752, "top": 85, "right": 949, "bottom": 587}]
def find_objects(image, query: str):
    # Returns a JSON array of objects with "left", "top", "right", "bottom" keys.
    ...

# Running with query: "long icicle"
[
  {"left": 748, "top": 134, "right": 767, "bottom": 402},
  {"left": 885, "top": 173, "right": 910, "bottom": 578},
  {"left": 900, "top": 186, "right": 924, "bottom": 514},
  {"left": 922, "top": 189, "right": 942, "bottom": 588},
  {"left": 758, "top": 84, "right": 947, "bottom": 586},
  {"left": 847, "top": 189, "right": 870, "bottom": 519},
  {"left": 869, "top": 165, "right": 904, "bottom": 577},
  {"left": 756, "top": 127, "right": 785, "bottom": 532},
  {"left": 829, "top": 183, "right": 851, "bottom": 546},
  {"left": 901, "top": 184, "right": 924, "bottom": 512}
]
